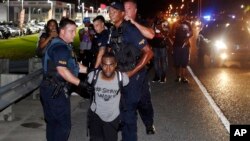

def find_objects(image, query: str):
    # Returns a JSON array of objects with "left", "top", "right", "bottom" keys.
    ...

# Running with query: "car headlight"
[
  {"left": 220, "top": 52, "right": 228, "bottom": 60},
  {"left": 214, "top": 40, "right": 227, "bottom": 50}
]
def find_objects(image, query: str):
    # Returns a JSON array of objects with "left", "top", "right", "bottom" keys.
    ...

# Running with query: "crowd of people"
[{"left": 37, "top": 0, "right": 193, "bottom": 141}]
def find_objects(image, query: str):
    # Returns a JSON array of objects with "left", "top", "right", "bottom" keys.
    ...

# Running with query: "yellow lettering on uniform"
[
  {"left": 58, "top": 60, "right": 67, "bottom": 65},
  {"left": 139, "top": 39, "right": 145, "bottom": 45}
]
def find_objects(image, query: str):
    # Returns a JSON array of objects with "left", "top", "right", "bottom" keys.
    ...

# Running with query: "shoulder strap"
[
  {"left": 115, "top": 70, "right": 123, "bottom": 95},
  {"left": 90, "top": 69, "right": 101, "bottom": 86}
]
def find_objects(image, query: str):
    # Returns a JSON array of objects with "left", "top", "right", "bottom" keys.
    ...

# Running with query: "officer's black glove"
[{"left": 78, "top": 80, "right": 95, "bottom": 99}]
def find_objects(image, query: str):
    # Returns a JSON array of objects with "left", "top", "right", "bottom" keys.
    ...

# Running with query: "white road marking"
[{"left": 187, "top": 66, "right": 230, "bottom": 133}]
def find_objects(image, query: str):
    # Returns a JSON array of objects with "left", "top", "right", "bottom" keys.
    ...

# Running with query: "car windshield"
[{"left": 201, "top": 20, "right": 250, "bottom": 48}]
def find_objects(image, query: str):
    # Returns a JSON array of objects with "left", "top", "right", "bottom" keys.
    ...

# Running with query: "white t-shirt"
[{"left": 88, "top": 71, "right": 129, "bottom": 122}]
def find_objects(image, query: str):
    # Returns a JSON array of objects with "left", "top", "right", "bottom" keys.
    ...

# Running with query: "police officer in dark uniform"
[
  {"left": 124, "top": 0, "right": 156, "bottom": 135},
  {"left": 40, "top": 18, "right": 88, "bottom": 141},
  {"left": 91, "top": 15, "right": 110, "bottom": 69},
  {"left": 109, "top": 2, "right": 153, "bottom": 141}
]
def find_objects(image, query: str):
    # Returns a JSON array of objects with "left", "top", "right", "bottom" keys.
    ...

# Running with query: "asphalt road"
[{"left": 191, "top": 63, "right": 250, "bottom": 125}]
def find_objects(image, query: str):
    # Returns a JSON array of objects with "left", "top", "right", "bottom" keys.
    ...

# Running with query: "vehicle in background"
[
  {"left": 75, "top": 19, "right": 83, "bottom": 27},
  {"left": 0, "top": 26, "right": 11, "bottom": 39},
  {"left": 197, "top": 19, "right": 250, "bottom": 67}
]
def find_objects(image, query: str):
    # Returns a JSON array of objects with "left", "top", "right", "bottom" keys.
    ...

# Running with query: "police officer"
[
  {"left": 92, "top": 15, "right": 110, "bottom": 69},
  {"left": 40, "top": 18, "right": 88, "bottom": 141},
  {"left": 124, "top": 0, "right": 156, "bottom": 134},
  {"left": 109, "top": 2, "right": 153, "bottom": 141},
  {"left": 172, "top": 18, "right": 193, "bottom": 83}
]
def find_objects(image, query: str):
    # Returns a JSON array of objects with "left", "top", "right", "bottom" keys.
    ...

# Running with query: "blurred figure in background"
[
  {"left": 78, "top": 18, "right": 95, "bottom": 67},
  {"left": 36, "top": 19, "right": 59, "bottom": 57},
  {"left": 92, "top": 15, "right": 110, "bottom": 69},
  {"left": 150, "top": 19, "right": 169, "bottom": 83},
  {"left": 172, "top": 19, "right": 193, "bottom": 83}
]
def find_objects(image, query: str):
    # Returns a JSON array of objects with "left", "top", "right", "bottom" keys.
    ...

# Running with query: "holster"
[{"left": 43, "top": 76, "right": 68, "bottom": 99}]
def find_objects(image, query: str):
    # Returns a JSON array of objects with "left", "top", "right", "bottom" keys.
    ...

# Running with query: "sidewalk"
[{"left": 0, "top": 69, "right": 229, "bottom": 141}]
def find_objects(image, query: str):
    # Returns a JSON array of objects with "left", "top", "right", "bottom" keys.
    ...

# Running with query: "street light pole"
[
  {"left": 67, "top": 3, "right": 71, "bottom": 19},
  {"left": 198, "top": 0, "right": 202, "bottom": 18},
  {"left": 22, "top": 0, "right": 23, "bottom": 10},
  {"left": 18, "top": 0, "right": 24, "bottom": 10},
  {"left": 78, "top": 0, "right": 80, "bottom": 12},
  {"left": 82, "top": 3, "right": 85, "bottom": 21},
  {"left": 7, "top": 0, "right": 9, "bottom": 22},
  {"left": 48, "top": 0, "right": 53, "bottom": 19}
]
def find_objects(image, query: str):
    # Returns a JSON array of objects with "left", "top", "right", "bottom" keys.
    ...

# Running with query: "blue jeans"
[
  {"left": 153, "top": 48, "right": 168, "bottom": 79},
  {"left": 40, "top": 80, "right": 71, "bottom": 141}
]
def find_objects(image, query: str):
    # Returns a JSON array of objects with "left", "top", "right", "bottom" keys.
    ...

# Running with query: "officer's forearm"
[
  {"left": 57, "top": 66, "right": 80, "bottom": 86},
  {"left": 133, "top": 22, "right": 155, "bottom": 39},
  {"left": 94, "top": 47, "right": 105, "bottom": 68},
  {"left": 128, "top": 45, "right": 153, "bottom": 77}
]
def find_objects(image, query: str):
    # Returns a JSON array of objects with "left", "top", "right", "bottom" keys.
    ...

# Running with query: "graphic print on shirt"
[{"left": 95, "top": 86, "right": 119, "bottom": 101}]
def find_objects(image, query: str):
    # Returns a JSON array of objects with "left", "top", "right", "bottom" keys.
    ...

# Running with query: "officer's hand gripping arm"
[{"left": 77, "top": 80, "right": 95, "bottom": 98}]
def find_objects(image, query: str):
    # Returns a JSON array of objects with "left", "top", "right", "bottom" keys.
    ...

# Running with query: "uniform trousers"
[
  {"left": 121, "top": 69, "right": 150, "bottom": 141},
  {"left": 40, "top": 80, "right": 71, "bottom": 141}
]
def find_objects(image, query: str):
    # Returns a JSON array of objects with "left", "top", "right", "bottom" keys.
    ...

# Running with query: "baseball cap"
[
  {"left": 109, "top": 1, "right": 124, "bottom": 11},
  {"left": 83, "top": 17, "right": 91, "bottom": 23}
]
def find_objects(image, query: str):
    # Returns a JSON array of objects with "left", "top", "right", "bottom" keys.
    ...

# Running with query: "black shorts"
[{"left": 173, "top": 46, "right": 190, "bottom": 68}]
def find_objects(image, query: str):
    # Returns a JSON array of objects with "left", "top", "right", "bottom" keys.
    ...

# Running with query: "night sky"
[{"left": 59, "top": 0, "right": 249, "bottom": 17}]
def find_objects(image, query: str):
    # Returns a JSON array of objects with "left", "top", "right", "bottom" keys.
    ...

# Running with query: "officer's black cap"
[{"left": 109, "top": 1, "right": 124, "bottom": 11}]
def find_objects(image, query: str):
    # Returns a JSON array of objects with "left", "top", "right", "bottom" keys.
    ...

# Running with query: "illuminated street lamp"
[{"left": 67, "top": 3, "right": 72, "bottom": 19}]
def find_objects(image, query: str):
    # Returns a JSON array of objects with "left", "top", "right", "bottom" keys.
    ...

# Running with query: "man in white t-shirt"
[{"left": 87, "top": 52, "right": 129, "bottom": 141}]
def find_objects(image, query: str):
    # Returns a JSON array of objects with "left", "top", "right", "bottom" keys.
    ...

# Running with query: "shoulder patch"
[
  {"left": 58, "top": 60, "right": 67, "bottom": 65},
  {"left": 139, "top": 39, "right": 145, "bottom": 45}
]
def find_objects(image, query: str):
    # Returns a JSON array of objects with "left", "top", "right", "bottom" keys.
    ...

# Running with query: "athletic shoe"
[
  {"left": 152, "top": 77, "right": 160, "bottom": 83},
  {"left": 181, "top": 78, "right": 189, "bottom": 83},
  {"left": 175, "top": 76, "right": 181, "bottom": 82},
  {"left": 160, "top": 77, "right": 166, "bottom": 83}
]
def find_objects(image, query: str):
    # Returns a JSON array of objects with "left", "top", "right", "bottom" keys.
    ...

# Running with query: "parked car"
[
  {"left": 0, "top": 26, "right": 11, "bottom": 39},
  {"left": 6, "top": 26, "right": 20, "bottom": 37},
  {"left": 197, "top": 19, "right": 250, "bottom": 67}
]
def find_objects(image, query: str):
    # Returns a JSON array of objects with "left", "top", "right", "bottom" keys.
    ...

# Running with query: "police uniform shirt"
[
  {"left": 96, "top": 29, "right": 110, "bottom": 50},
  {"left": 47, "top": 40, "right": 78, "bottom": 76},
  {"left": 121, "top": 21, "right": 147, "bottom": 49}
]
